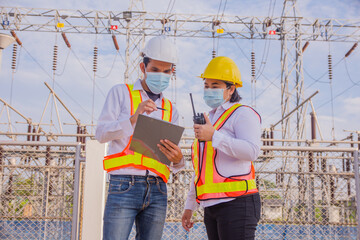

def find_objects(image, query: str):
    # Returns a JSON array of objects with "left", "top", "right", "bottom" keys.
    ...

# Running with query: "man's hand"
[
  {"left": 130, "top": 99, "right": 157, "bottom": 125},
  {"left": 157, "top": 139, "right": 183, "bottom": 164},
  {"left": 194, "top": 114, "right": 215, "bottom": 141},
  {"left": 182, "top": 209, "right": 194, "bottom": 232}
]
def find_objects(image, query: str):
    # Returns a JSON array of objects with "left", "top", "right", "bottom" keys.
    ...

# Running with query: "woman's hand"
[
  {"left": 194, "top": 114, "right": 215, "bottom": 141},
  {"left": 130, "top": 99, "right": 157, "bottom": 125},
  {"left": 182, "top": 209, "right": 194, "bottom": 232},
  {"left": 158, "top": 139, "right": 183, "bottom": 164}
]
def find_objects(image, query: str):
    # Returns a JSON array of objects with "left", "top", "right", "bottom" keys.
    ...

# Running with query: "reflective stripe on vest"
[
  {"left": 103, "top": 84, "right": 173, "bottom": 183},
  {"left": 192, "top": 103, "right": 259, "bottom": 202}
]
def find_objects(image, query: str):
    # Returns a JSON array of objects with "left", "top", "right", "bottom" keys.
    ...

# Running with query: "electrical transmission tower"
[
  {"left": 124, "top": 0, "right": 145, "bottom": 83},
  {"left": 0, "top": 2, "right": 359, "bottom": 139},
  {"left": 280, "top": 0, "right": 305, "bottom": 140}
]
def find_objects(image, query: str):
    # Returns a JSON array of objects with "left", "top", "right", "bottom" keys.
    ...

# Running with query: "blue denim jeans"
[{"left": 103, "top": 174, "right": 168, "bottom": 240}]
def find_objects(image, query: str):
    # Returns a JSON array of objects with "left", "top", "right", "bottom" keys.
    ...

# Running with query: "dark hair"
[
  {"left": 143, "top": 56, "right": 174, "bottom": 69},
  {"left": 225, "top": 82, "right": 242, "bottom": 102},
  {"left": 143, "top": 57, "right": 151, "bottom": 67}
]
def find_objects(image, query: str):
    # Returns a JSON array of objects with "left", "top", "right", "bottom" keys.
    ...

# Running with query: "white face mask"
[
  {"left": 145, "top": 71, "right": 171, "bottom": 94},
  {"left": 203, "top": 88, "right": 226, "bottom": 109}
]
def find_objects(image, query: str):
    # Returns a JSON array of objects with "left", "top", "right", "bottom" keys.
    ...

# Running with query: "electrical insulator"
[
  {"left": 251, "top": 51, "right": 255, "bottom": 78},
  {"left": 11, "top": 44, "right": 17, "bottom": 70},
  {"left": 52, "top": 45, "right": 58, "bottom": 71},
  {"left": 61, "top": 32, "right": 71, "bottom": 48},
  {"left": 112, "top": 35, "right": 119, "bottom": 51},
  {"left": 212, "top": 50, "right": 216, "bottom": 58},
  {"left": 302, "top": 41, "right": 310, "bottom": 52},
  {"left": 93, "top": 46, "right": 98, "bottom": 73},
  {"left": 328, "top": 54, "right": 332, "bottom": 81},
  {"left": 10, "top": 30, "right": 22, "bottom": 46},
  {"left": 345, "top": 43, "right": 358, "bottom": 58}
]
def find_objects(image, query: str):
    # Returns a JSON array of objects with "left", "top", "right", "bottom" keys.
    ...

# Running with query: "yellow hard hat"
[{"left": 199, "top": 56, "right": 242, "bottom": 88}]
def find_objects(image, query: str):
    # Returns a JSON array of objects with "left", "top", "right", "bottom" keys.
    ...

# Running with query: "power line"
[
  {"left": 267, "top": 0, "right": 273, "bottom": 17},
  {"left": 164, "top": 0, "right": 176, "bottom": 18},
  {"left": 55, "top": 48, "right": 71, "bottom": 76},
  {"left": 164, "top": 0, "right": 172, "bottom": 16},
  {"left": 220, "top": 0, "right": 228, "bottom": 20},
  {"left": 255, "top": 73, "right": 282, "bottom": 100},
  {"left": 271, "top": 0, "right": 277, "bottom": 17},
  {"left": 344, "top": 58, "right": 360, "bottom": 86},
  {"left": 317, "top": 81, "right": 360, "bottom": 110},
  {"left": 96, "top": 54, "right": 118, "bottom": 79},
  {"left": 216, "top": 0, "right": 223, "bottom": 20},
  {"left": 70, "top": 49, "right": 106, "bottom": 97},
  {"left": 255, "top": 0, "right": 279, "bottom": 80},
  {"left": 316, "top": 57, "right": 360, "bottom": 110},
  {"left": 169, "top": 0, "right": 176, "bottom": 16},
  {"left": 304, "top": 57, "right": 344, "bottom": 90},
  {"left": 216, "top": 0, "right": 228, "bottom": 54},
  {"left": 228, "top": 32, "right": 281, "bottom": 90},
  {"left": 21, "top": 46, "right": 92, "bottom": 118},
  {"left": 304, "top": 67, "right": 329, "bottom": 84}
]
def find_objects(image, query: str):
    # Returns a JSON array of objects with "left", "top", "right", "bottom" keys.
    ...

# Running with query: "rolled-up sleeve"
[
  {"left": 184, "top": 173, "right": 199, "bottom": 211},
  {"left": 95, "top": 85, "right": 133, "bottom": 143}
]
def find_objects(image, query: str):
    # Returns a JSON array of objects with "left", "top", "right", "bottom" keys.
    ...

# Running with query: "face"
[
  {"left": 204, "top": 78, "right": 235, "bottom": 102},
  {"left": 140, "top": 59, "right": 173, "bottom": 78}
]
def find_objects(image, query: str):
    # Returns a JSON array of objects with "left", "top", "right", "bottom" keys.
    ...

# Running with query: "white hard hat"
[{"left": 141, "top": 35, "right": 177, "bottom": 64}]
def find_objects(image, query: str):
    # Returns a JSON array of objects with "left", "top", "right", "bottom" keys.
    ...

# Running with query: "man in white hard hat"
[{"left": 96, "top": 35, "right": 184, "bottom": 240}]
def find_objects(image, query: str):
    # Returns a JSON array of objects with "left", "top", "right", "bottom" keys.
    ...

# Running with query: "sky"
[{"left": 0, "top": 0, "right": 359, "bottom": 142}]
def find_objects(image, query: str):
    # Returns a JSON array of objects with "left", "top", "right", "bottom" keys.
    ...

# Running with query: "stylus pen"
[{"left": 157, "top": 107, "right": 168, "bottom": 111}]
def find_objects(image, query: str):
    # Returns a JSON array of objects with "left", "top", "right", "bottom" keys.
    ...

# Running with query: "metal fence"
[
  {"left": 135, "top": 145, "right": 359, "bottom": 240},
  {"left": 0, "top": 141, "right": 359, "bottom": 239},
  {"left": 0, "top": 141, "right": 83, "bottom": 240}
]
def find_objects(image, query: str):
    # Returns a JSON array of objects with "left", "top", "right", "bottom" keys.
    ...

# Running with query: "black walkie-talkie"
[{"left": 190, "top": 93, "right": 206, "bottom": 125}]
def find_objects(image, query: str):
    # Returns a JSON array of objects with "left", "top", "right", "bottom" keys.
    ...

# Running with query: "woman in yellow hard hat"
[{"left": 182, "top": 56, "right": 262, "bottom": 240}]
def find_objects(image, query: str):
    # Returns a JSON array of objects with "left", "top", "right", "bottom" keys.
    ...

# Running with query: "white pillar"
[{"left": 81, "top": 140, "right": 107, "bottom": 240}]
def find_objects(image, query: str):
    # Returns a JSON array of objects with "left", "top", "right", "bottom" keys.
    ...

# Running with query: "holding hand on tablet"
[
  {"left": 130, "top": 99, "right": 157, "bottom": 125},
  {"left": 157, "top": 139, "right": 183, "bottom": 164}
]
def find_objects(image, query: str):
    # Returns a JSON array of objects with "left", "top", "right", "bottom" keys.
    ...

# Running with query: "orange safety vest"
[
  {"left": 103, "top": 84, "right": 173, "bottom": 183},
  {"left": 191, "top": 104, "right": 260, "bottom": 202}
]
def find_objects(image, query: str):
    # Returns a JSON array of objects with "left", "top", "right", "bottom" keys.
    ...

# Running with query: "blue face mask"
[
  {"left": 145, "top": 72, "right": 171, "bottom": 94},
  {"left": 203, "top": 88, "right": 226, "bottom": 109}
]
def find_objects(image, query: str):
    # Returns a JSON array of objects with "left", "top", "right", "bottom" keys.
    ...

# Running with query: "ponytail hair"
[{"left": 225, "top": 82, "right": 242, "bottom": 102}]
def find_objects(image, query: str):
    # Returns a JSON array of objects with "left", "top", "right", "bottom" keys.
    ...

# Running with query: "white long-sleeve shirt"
[
  {"left": 184, "top": 101, "right": 261, "bottom": 211},
  {"left": 95, "top": 79, "right": 184, "bottom": 176}
]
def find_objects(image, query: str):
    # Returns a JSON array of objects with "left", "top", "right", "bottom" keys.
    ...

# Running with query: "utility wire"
[
  {"left": 228, "top": 32, "right": 281, "bottom": 90},
  {"left": 70, "top": 49, "right": 106, "bottom": 97},
  {"left": 164, "top": 0, "right": 173, "bottom": 16},
  {"left": 255, "top": 73, "right": 282, "bottom": 100},
  {"left": 304, "top": 57, "right": 344, "bottom": 90},
  {"left": 317, "top": 60, "right": 360, "bottom": 110},
  {"left": 164, "top": 0, "right": 176, "bottom": 18},
  {"left": 344, "top": 58, "right": 360, "bottom": 86},
  {"left": 22, "top": 46, "right": 92, "bottom": 118},
  {"left": 317, "top": 81, "right": 360, "bottom": 110},
  {"left": 168, "top": 0, "right": 176, "bottom": 16},
  {"left": 55, "top": 48, "right": 71, "bottom": 76},
  {"left": 216, "top": 0, "right": 223, "bottom": 20},
  {"left": 219, "top": 0, "right": 228, "bottom": 21},
  {"left": 96, "top": 54, "right": 118, "bottom": 79}
]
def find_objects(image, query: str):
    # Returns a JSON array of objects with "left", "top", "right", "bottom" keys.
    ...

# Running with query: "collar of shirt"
[
  {"left": 132, "top": 79, "right": 164, "bottom": 101},
  {"left": 209, "top": 101, "right": 238, "bottom": 123}
]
